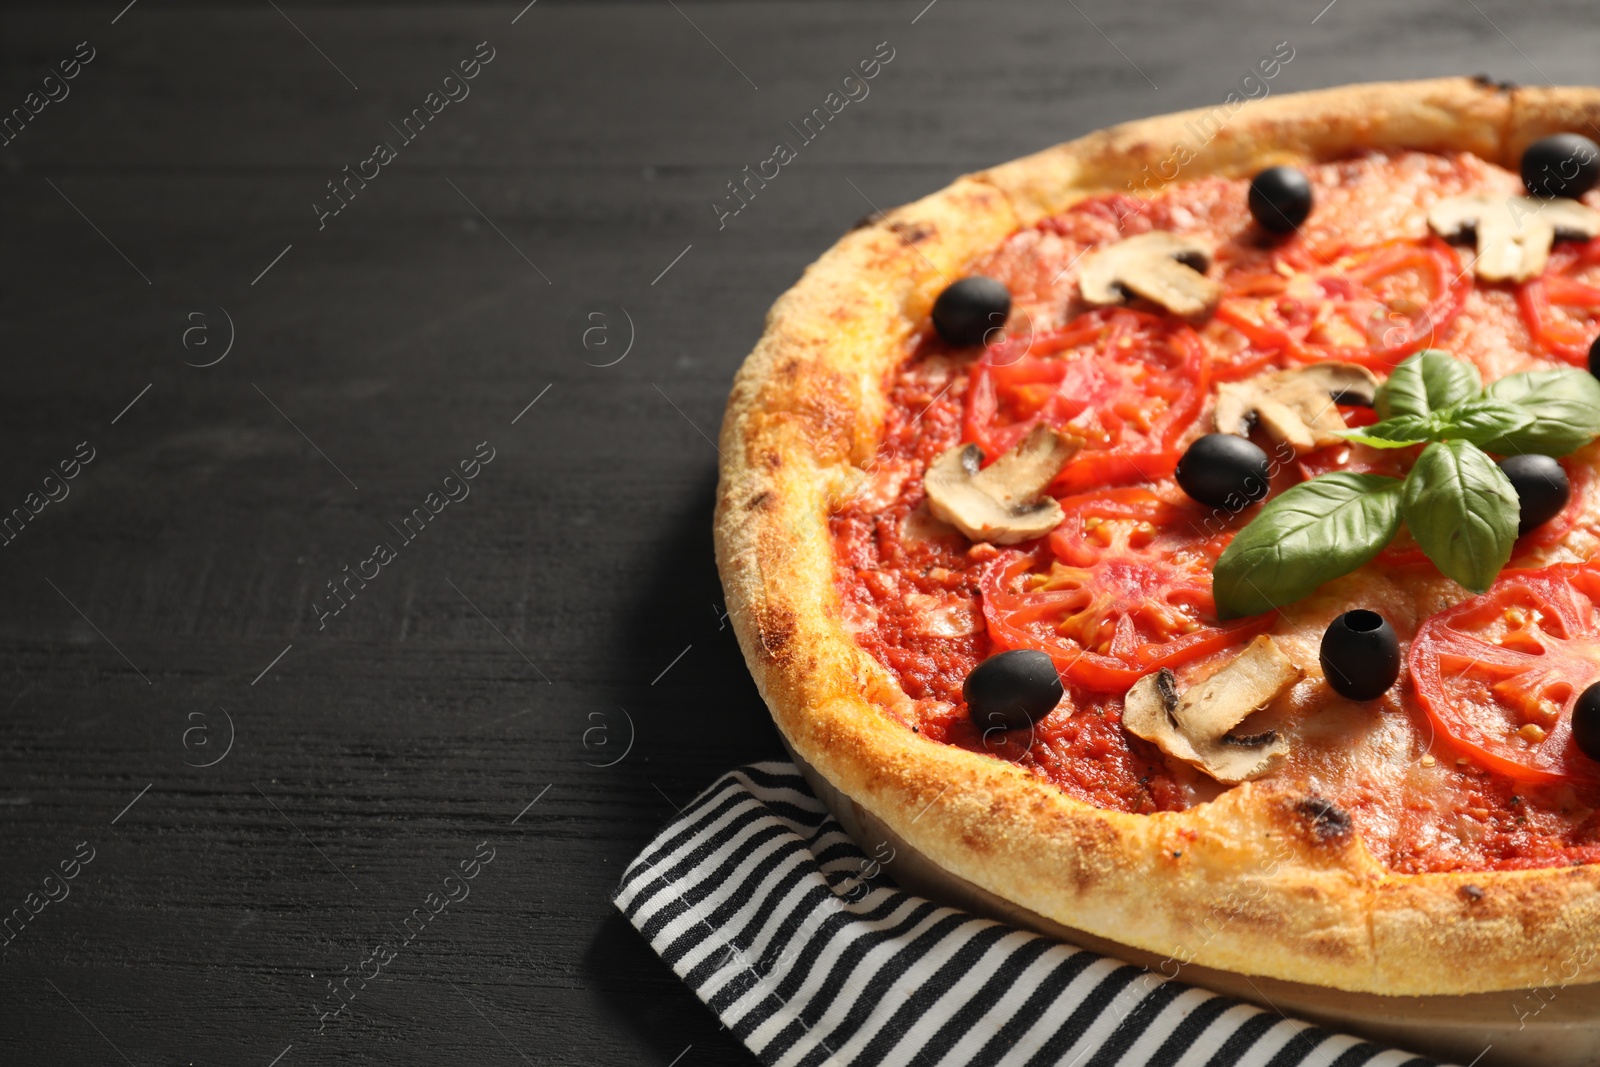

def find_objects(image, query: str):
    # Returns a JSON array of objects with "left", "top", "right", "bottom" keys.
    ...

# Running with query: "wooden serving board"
[{"left": 784, "top": 743, "right": 1600, "bottom": 1067}]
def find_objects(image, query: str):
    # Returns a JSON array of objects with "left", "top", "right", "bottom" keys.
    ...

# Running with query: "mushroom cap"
[
  {"left": 1428, "top": 193, "right": 1600, "bottom": 282},
  {"left": 1077, "top": 231, "right": 1222, "bottom": 318},
  {"left": 1213, "top": 362, "right": 1378, "bottom": 450},
  {"left": 923, "top": 424, "right": 1076, "bottom": 544},
  {"left": 1122, "top": 635, "right": 1302, "bottom": 784},
  {"left": 1428, "top": 193, "right": 1600, "bottom": 240}
]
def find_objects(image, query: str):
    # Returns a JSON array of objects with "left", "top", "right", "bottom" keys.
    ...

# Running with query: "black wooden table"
[{"left": 0, "top": 2, "right": 1589, "bottom": 1063}]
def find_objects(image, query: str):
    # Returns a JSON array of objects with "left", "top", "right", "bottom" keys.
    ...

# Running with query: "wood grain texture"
[{"left": 0, "top": 1, "right": 1591, "bottom": 1064}]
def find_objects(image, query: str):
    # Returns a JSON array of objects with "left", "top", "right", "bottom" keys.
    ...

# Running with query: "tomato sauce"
[{"left": 830, "top": 150, "right": 1600, "bottom": 872}]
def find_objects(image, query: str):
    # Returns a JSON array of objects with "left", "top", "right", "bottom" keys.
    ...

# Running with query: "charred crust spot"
[
  {"left": 1461, "top": 883, "right": 1486, "bottom": 902},
  {"left": 763, "top": 452, "right": 783, "bottom": 471},
  {"left": 778, "top": 359, "right": 802, "bottom": 381},
  {"left": 895, "top": 221, "right": 936, "bottom": 244},
  {"left": 745, "top": 490, "right": 773, "bottom": 511},
  {"left": 1471, "top": 73, "right": 1518, "bottom": 93},
  {"left": 850, "top": 210, "right": 886, "bottom": 231},
  {"left": 1294, "top": 796, "right": 1353, "bottom": 843}
]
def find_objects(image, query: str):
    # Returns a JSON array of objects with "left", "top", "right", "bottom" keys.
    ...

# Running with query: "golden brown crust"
[
  {"left": 983, "top": 76, "right": 1513, "bottom": 225},
  {"left": 1507, "top": 85, "right": 1600, "bottom": 162},
  {"left": 714, "top": 79, "right": 1600, "bottom": 996}
]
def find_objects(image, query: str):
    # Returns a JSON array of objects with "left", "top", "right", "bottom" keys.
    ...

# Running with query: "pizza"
[{"left": 713, "top": 78, "right": 1600, "bottom": 996}]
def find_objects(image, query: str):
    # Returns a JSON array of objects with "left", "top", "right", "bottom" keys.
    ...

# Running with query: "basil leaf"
[
  {"left": 1377, "top": 350, "right": 1482, "bottom": 420},
  {"left": 1401, "top": 440, "right": 1519, "bottom": 593},
  {"left": 1438, "top": 398, "right": 1535, "bottom": 449},
  {"left": 1338, "top": 414, "right": 1437, "bottom": 449},
  {"left": 1213, "top": 473, "right": 1404, "bottom": 619},
  {"left": 1480, "top": 369, "right": 1600, "bottom": 456}
]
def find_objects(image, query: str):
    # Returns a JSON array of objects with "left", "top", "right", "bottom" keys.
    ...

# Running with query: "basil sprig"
[{"left": 1213, "top": 350, "right": 1600, "bottom": 618}]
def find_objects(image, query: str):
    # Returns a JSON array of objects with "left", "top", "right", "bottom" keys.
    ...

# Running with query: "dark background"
[{"left": 0, "top": 1, "right": 1589, "bottom": 1064}]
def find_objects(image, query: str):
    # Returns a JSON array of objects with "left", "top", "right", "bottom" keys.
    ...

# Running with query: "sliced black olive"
[
  {"left": 1574, "top": 682, "right": 1600, "bottom": 761},
  {"left": 1247, "top": 166, "right": 1313, "bottom": 234},
  {"left": 1174, "top": 433, "right": 1271, "bottom": 510},
  {"left": 1320, "top": 610, "right": 1400, "bottom": 701},
  {"left": 1588, "top": 333, "right": 1600, "bottom": 380},
  {"left": 1498, "top": 454, "right": 1571, "bottom": 535},
  {"left": 1521, "top": 133, "right": 1600, "bottom": 199},
  {"left": 964, "top": 649, "right": 1062, "bottom": 733},
  {"left": 932, "top": 276, "right": 1011, "bottom": 347}
]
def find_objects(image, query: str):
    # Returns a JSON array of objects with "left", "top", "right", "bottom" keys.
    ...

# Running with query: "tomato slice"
[
  {"left": 963, "top": 308, "right": 1210, "bottom": 496},
  {"left": 1216, "top": 237, "right": 1470, "bottom": 370},
  {"left": 1516, "top": 236, "right": 1600, "bottom": 364},
  {"left": 980, "top": 488, "right": 1277, "bottom": 691},
  {"left": 1410, "top": 562, "right": 1600, "bottom": 784}
]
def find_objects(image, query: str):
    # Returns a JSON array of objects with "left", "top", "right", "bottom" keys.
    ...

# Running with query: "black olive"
[
  {"left": 1247, "top": 166, "right": 1313, "bottom": 234},
  {"left": 1588, "top": 333, "right": 1600, "bottom": 380},
  {"left": 932, "top": 276, "right": 1011, "bottom": 347},
  {"left": 1498, "top": 454, "right": 1571, "bottom": 535},
  {"left": 1521, "top": 133, "right": 1600, "bottom": 199},
  {"left": 1174, "top": 434, "right": 1272, "bottom": 510},
  {"left": 964, "top": 649, "right": 1062, "bottom": 733},
  {"left": 1320, "top": 610, "right": 1400, "bottom": 701},
  {"left": 1574, "top": 683, "right": 1600, "bottom": 761}
]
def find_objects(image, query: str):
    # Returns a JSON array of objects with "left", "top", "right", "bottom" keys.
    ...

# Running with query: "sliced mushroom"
[
  {"left": 1077, "top": 231, "right": 1223, "bottom": 318},
  {"left": 1122, "top": 635, "right": 1303, "bottom": 783},
  {"left": 1213, "top": 363, "right": 1379, "bottom": 451},
  {"left": 923, "top": 424, "right": 1076, "bottom": 544},
  {"left": 1428, "top": 193, "right": 1600, "bottom": 282}
]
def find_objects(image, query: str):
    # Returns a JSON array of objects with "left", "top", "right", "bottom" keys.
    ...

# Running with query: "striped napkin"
[{"left": 615, "top": 761, "right": 1451, "bottom": 1067}]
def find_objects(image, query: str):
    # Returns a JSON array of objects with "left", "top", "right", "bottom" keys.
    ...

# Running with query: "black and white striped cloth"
[{"left": 615, "top": 761, "right": 1451, "bottom": 1067}]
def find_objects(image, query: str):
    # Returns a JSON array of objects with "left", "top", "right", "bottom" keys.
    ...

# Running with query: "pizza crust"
[{"left": 714, "top": 78, "right": 1600, "bottom": 996}]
